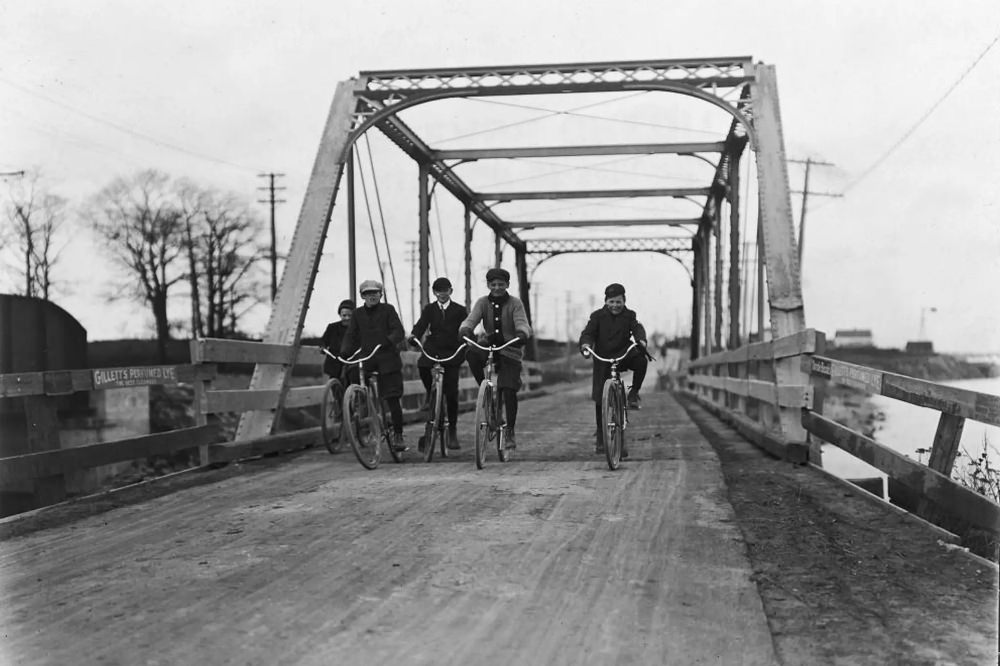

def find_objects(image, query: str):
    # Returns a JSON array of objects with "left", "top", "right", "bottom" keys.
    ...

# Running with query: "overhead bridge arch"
[{"left": 234, "top": 57, "right": 806, "bottom": 448}]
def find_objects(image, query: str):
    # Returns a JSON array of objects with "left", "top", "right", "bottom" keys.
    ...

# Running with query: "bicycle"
[
  {"left": 463, "top": 336, "right": 523, "bottom": 470},
  {"left": 339, "top": 344, "right": 405, "bottom": 470},
  {"left": 319, "top": 349, "right": 347, "bottom": 454},
  {"left": 409, "top": 338, "right": 467, "bottom": 463},
  {"left": 581, "top": 341, "right": 640, "bottom": 470}
]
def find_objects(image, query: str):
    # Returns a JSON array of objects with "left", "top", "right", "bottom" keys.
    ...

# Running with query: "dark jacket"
[
  {"left": 320, "top": 321, "right": 349, "bottom": 376},
  {"left": 340, "top": 302, "right": 405, "bottom": 374},
  {"left": 411, "top": 300, "right": 469, "bottom": 367},
  {"left": 578, "top": 306, "right": 647, "bottom": 359}
]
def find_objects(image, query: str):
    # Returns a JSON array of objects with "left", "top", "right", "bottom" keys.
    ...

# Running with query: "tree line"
[{"left": 2, "top": 169, "right": 269, "bottom": 362}]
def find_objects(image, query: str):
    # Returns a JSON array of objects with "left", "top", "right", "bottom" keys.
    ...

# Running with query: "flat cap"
[
  {"left": 485, "top": 267, "right": 510, "bottom": 283},
  {"left": 359, "top": 279, "right": 383, "bottom": 294}
]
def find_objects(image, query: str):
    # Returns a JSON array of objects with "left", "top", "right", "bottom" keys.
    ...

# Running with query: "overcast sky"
[{"left": 2, "top": 0, "right": 998, "bottom": 352}]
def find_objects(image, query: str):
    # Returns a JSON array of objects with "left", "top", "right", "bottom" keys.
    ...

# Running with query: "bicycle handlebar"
[
  {"left": 581, "top": 342, "right": 640, "bottom": 364},
  {"left": 337, "top": 344, "right": 383, "bottom": 365},
  {"left": 462, "top": 336, "right": 523, "bottom": 352},
  {"left": 409, "top": 337, "right": 468, "bottom": 364}
]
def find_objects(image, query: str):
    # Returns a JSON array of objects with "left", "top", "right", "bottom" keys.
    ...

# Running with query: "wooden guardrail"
[
  {"left": 189, "top": 338, "right": 544, "bottom": 462},
  {"left": 683, "top": 328, "right": 1000, "bottom": 537},
  {"left": 684, "top": 329, "right": 821, "bottom": 463},
  {"left": 804, "top": 355, "right": 1000, "bottom": 534},
  {"left": 0, "top": 364, "right": 218, "bottom": 507}
]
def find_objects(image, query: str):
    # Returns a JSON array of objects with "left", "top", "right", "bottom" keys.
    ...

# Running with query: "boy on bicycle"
[
  {"left": 408, "top": 276, "right": 469, "bottom": 450},
  {"left": 340, "top": 280, "right": 408, "bottom": 452},
  {"left": 321, "top": 299, "right": 355, "bottom": 382},
  {"left": 459, "top": 267, "right": 532, "bottom": 450},
  {"left": 578, "top": 283, "right": 651, "bottom": 454}
]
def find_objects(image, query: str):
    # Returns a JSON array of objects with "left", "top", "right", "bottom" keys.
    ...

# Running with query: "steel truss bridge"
[{"left": 236, "top": 57, "right": 805, "bottom": 445}]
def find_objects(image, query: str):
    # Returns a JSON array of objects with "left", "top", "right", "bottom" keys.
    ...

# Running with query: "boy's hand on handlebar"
[
  {"left": 580, "top": 345, "right": 591, "bottom": 358},
  {"left": 459, "top": 328, "right": 474, "bottom": 341},
  {"left": 407, "top": 336, "right": 419, "bottom": 348}
]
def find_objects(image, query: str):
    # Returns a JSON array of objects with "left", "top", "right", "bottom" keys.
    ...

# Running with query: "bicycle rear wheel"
[
  {"left": 474, "top": 381, "right": 492, "bottom": 469},
  {"left": 602, "top": 380, "right": 624, "bottom": 470},
  {"left": 321, "top": 379, "right": 345, "bottom": 454},
  {"left": 495, "top": 390, "right": 509, "bottom": 463},
  {"left": 382, "top": 397, "right": 405, "bottom": 464},
  {"left": 423, "top": 382, "right": 443, "bottom": 463},
  {"left": 344, "top": 385, "right": 381, "bottom": 470}
]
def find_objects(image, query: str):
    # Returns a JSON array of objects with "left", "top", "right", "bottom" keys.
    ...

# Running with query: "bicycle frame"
[
  {"left": 410, "top": 339, "right": 467, "bottom": 462},
  {"left": 582, "top": 342, "right": 639, "bottom": 470},
  {"left": 338, "top": 344, "right": 402, "bottom": 469},
  {"left": 464, "top": 336, "right": 522, "bottom": 469}
]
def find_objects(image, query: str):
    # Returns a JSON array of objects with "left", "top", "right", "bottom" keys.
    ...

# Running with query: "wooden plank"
[
  {"left": 882, "top": 374, "right": 1000, "bottom": 426},
  {"left": 0, "top": 425, "right": 217, "bottom": 484},
  {"left": 0, "top": 372, "right": 44, "bottom": 398},
  {"left": 927, "top": 413, "right": 966, "bottom": 476},
  {"left": 802, "top": 412, "right": 999, "bottom": 533},
  {"left": 284, "top": 386, "right": 326, "bottom": 409},
  {"left": 771, "top": 329, "right": 823, "bottom": 360},
  {"left": 190, "top": 338, "right": 298, "bottom": 365},
  {"left": 208, "top": 427, "right": 322, "bottom": 464},
  {"left": 205, "top": 390, "right": 280, "bottom": 414},
  {"left": 808, "top": 356, "right": 883, "bottom": 393}
]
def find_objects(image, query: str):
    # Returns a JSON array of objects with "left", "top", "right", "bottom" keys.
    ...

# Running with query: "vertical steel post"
[
  {"left": 464, "top": 206, "right": 472, "bottom": 307},
  {"left": 728, "top": 151, "right": 742, "bottom": 348},
  {"left": 690, "top": 235, "right": 702, "bottom": 361},
  {"left": 713, "top": 197, "right": 723, "bottom": 351},
  {"left": 751, "top": 64, "right": 808, "bottom": 447},
  {"left": 418, "top": 163, "right": 430, "bottom": 310},
  {"left": 235, "top": 79, "right": 363, "bottom": 441},
  {"left": 347, "top": 149, "right": 356, "bottom": 297}
]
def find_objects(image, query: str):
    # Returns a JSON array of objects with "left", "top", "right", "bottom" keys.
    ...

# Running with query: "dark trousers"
[
  {"left": 418, "top": 365, "right": 460, "bottom": 432},
  {"left": 466, "top": 350, "right": 520, "bottom": 430}
]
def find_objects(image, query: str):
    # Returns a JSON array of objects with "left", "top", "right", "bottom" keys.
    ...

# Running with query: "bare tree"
[
  {"left": 3, "top": 170, "right": 68, "bottom": 300},
  {"left": 175, "top": 180, "right": 267, "bottom": 338},
  {"left": 87, "top": 170, "right": 185, "bottom": 362}
]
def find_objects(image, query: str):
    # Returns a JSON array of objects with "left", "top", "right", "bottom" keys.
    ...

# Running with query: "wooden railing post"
[
  {"left": 24, "top": 395, "right": 66, "bottom": 506},
  {"left": 189, "top": 339, "right": 211, "bottom": 466},
  {"left": 927, "top": 413, "right": 966, "bottom": 476}
]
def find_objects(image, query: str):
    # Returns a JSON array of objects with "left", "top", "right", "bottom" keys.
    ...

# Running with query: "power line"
[
  {"left": 843, "top": 32, "right": 999, "bottom": 193},
  {"left": 0, "top": 76, "right": 262, "bottom": 173},
  {"left": 257, "top": 173, "right": 286, "bottom": 300}
]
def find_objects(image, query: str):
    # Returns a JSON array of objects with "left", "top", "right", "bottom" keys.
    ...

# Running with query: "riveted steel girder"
[
  {"left": 432, "top": 142, "right": 725, "bottom": 160},
  {"left": 526, "top": 237, "right": 692, "bottom": 254},
  {"left": 507, "top": 218, "right": 701, "bottom": 229},
  {"left": 476, "top": 187, "right": 711, "bottom": 201},
  {"left": 358, "top": 57, "right": 753, "bottom": 97}
]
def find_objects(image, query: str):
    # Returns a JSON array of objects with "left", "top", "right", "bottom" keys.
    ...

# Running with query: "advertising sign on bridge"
[{"left": 92, "top": 366, "right": 180, "bottom": 389}]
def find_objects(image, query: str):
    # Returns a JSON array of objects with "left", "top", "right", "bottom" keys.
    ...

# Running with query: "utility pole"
[
  {"left": 788, "top": 158, "right": 840, "bottom": 271},
  {"left": 257, "top": 173, "right": 286, "bottom": 300}
]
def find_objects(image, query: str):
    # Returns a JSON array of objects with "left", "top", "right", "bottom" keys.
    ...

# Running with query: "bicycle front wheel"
[
  {"left": 602, "top": 380, "right": 625, "bottom": 470},
  {"left": 474, "top": 381, "right": 492, "bottom": 470},
  {"left": 343, "top": 385, "right": 382, "bottom": 470},
  {"left": 321, "top": 379, "right": 345, "bottom": 454},
  {"left": 423, "top": 382, "right": 443, "bottom": 463}
]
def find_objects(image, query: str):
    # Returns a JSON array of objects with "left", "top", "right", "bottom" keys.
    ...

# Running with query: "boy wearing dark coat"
[
  {"left": 459, "top": 267, "right": 532, "bottom": 450},
  {"left": 320, "top": 299, "right": 355, "bottom": 381},
  {"left": 408, "top": 277, "right": 468, "bottom": 450},
  {"left": 340, "top": 279, "right": 408, "bottom": 452},
  {"left": 578, "top": 282, "right": 650, "bottom": 454}
]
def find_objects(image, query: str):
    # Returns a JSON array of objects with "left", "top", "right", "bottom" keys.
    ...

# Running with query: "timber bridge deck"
[{"left": 1, "top": 383, "right": 996, "bottom": 665}]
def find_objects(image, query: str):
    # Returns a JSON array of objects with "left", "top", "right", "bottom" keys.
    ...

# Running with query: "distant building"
[
  {"left": 833, "top": 329, "right": 873, "bottom": 348},
  {"left": 905, "top": 341, "right": 935, "bottom": 355}
]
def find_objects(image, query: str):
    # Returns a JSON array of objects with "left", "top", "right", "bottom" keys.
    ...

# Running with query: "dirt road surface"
[{"left": 1, "top": 383, "right": 995, "bottom": 665}]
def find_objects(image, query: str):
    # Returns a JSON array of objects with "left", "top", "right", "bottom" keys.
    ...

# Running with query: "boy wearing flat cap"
[
  {"left": 578, "top": 282, "right": 651, "bottom": 454},
  {"left": 459, "top": 267, "right": 533, "bottom": 450},
  {"left": 340, "top": 279, "right": 408, "bottom": 452},
  {"left": 321, "top": 299, "right": 356, "bottom": 382},
  {"left": 408, "top": 277, "right": 469, "bottom": 450}
]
